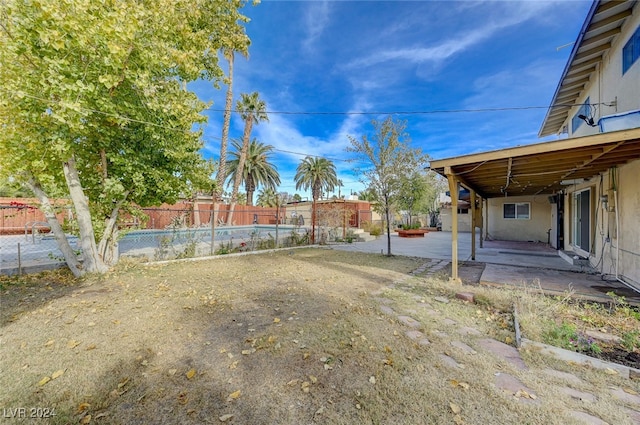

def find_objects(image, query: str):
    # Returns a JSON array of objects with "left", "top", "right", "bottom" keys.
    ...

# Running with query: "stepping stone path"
[{"left": 370, "top": 262, "right": 640, "bottom": 424}]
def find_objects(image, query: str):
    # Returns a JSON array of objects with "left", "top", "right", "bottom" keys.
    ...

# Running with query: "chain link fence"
[{"left": 1, "top": 201, "right": 375, "bottom": 275}]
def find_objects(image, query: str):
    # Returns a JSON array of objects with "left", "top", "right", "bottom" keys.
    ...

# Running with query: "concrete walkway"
[{"left": 331, "top": 231, "right": 640, "bottom": 305}]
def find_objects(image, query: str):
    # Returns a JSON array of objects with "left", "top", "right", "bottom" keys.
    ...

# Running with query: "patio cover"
[{"left": 429, "top": 127, "right": 640, "bottom": 281}]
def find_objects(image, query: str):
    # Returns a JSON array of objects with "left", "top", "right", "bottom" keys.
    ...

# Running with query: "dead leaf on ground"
[
  {"left": 67, "top": 340, "right": 81, "bottom": 349},
  {"left": 177, "top": 392, "right": 188, "bottom": 405},
  {"left": 51, "top": 369, "right": 65, "bottom": 380},
  {"left": 76, "top": 402, "right": 91, "bottom": 414},
  {"left": 37, "top": 376, "right": 51, "bottom": 387},
  {"left": 449, "top": 402, "right": 461, "bottom": 414},
  {"left": 186, "top": 368, "right": 196, "bottom": 380},
  {"left": 219, "top": 414, "right": 234, "bottom": 422},
  {"left": 80, "top": 414, "right": 92, "bottom": 424},
  {"left": 227, "top": 390, "right": 241, "bottom": 401}
]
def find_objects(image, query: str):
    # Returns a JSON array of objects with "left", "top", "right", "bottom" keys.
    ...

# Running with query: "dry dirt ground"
[{"left": 1, "top": 248, "right": 639, "bottom": 425}]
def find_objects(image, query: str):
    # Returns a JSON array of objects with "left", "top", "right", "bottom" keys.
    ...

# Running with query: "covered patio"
[{"left": 429, "top": 127, "right": 640, "bottom": 291}]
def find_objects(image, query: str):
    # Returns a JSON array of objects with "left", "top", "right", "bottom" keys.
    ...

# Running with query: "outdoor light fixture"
[
  {"left": 578, "top": 114, "right": 597, "bottom": 127},
  {"left": 560, "top": 178, "right": 585, "bottom": 185}
]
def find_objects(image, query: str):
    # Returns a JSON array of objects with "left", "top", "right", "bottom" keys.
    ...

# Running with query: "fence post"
[{"left": 17, "top": 242, "right": 22, "bottom": 276}]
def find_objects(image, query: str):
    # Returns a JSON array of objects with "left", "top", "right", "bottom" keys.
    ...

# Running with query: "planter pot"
[{"left": 397, "top": 229, "right": 428, "bottom": 238}]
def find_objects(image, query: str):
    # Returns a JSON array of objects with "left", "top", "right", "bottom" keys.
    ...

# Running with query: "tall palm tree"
[
  {"left": 294, "top": 156, "right": 338, "bottom": 243},
  {"left": 226, "top": 138, "right": 280, "bottom": 206},
  {"left": 227, "top": 92, "right": 268, "bottom": 223}
]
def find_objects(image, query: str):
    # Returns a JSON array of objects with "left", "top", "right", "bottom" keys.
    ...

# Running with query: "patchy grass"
[{"left": 1, "top": 249, "right": 638, "bottom": 425}]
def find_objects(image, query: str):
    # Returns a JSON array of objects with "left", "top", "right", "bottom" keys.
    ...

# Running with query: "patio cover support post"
[
  {"left": 470, "top": 189, "right": 477, "bottom": 261},
  {"left": 445, "top": 167, "right": 460, "bottom": 283},
  {"left": 478, "top": 195, "right": 483, "bottom": 248},
  {"left": 484, "top": 198, "right": 489, "bottom": 243}
]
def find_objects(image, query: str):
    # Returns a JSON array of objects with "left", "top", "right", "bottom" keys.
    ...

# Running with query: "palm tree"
[
  {"left": 256, "top": 187, "right": 278, "bottom": 207},
  {"left": 227, "top": 92, "right": 268, "bottom": 223},
  {"left": 226, "top": 138, "right": 280, "bottom": 206},
  {"left": 294, "top": 156, "right": 338, "bottom": 243}
]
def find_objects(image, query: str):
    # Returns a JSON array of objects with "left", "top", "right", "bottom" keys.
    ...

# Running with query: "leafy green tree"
[
  {"left": 397, "top": 170, "right": 429, "bottom": 227},
  {"left": 227, "top": 92, "right": 268, "bottom": 223},
  {"left": 347, "top": 116, "right": 427, "bottom": 256},
  {"left": 0, "top": 0, "right": 250, "bottom": 276},
  {"left": 226, "top": 139, "right": 280, "bottom": 206},
  {"left": 294, "top": 157, "right": 338, "bottom": 243}
]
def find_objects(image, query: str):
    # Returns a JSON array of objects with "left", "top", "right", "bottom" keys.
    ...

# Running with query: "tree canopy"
[{"left": 0, "top": 0, "right": 252, "bottom": 275}]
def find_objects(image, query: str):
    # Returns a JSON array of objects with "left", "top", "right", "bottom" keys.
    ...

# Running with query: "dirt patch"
[{"left": 1, "top": 249, "right": 638, "bottom": 425}]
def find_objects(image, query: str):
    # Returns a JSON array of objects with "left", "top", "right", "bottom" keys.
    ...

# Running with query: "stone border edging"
[{"left": 521, "top": 338, "right": 640, "bottom": 380}]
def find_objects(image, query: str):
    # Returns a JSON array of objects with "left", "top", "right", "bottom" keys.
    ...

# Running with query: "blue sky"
[{"left": 190, "top": 0, "right": 591, "bottom": 198}]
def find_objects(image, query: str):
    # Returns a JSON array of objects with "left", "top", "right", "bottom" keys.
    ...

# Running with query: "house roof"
[
  {"left": 430, "top": 127, "right": 640, "bottom": 198},
  {"left": 539, "top": 0, "right": 637, "bottom": 137}
]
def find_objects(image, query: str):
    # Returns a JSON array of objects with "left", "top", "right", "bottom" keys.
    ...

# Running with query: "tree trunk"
[
  {"left": 97, "top": 193, "right": 129, "bottom": 267},
  {"left": 245, "top": 175, "right": 255, "bottom": 206},
  {"left": 227, "top": 119, "right": 253, "bottom": 225},
  {"left": 385, "top": 202, "right": 392, "bottom": 256},
  {"left": 63, "top": 156, "right": 109, "bottom": 274},
  {"left": 217, "top": 51, "right": 234, "bottom": 193},
  {"left": 311, "top": 196, "right": 317, "bottom": 244},
  {"left": 26, "top": 178, "right": 84, "bottom": 277}
]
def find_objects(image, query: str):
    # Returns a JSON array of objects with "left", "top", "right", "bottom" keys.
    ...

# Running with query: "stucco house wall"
[
  {"left": 563, "top": 158, "right": 640, "bottom": 286},
  {"left": 486, "top": 195, "right": 551, "bottom": 243},
  {"left": 569, "top": 9, "right": 640, "bottom": 138},
  {"left": 439, "top": 206, "right": 472, "bottom": 232}
]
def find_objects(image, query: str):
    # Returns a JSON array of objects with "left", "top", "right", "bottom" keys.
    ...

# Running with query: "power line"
[{"left": 203, "top": 103, "right": 603, "bottom": 116}]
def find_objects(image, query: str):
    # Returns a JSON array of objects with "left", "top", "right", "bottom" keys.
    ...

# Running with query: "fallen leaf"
[
  {"left": 118, "top": 377, "right": 130, "bottom": 388},
  {"left": 624, "top": 388, "right": 639, "bottom": 395},
  {"left": 227, "top": 390, "right": 241, "bottom": 401},
  {"left": 37, "top": 376, "right": 51, "bottom": 386},
  {"left": 287, "top": 379, "right": 300, "bottom": 386},
  {"left": 229, "top": 361, "right": 238, "bottom": 370},
  {"left": 51, "top": 369, "right": 65, "bottom": 380},
  {"left": 458, "top": 382, "right": 470, "bottom": 390},
  {"left": 45, "top": 340, "right": 55, "bottom": 347},
  {"left": 301, "top": 381, "right": 310, "bottom": 393},
  {"left": 303, "top": 352, "right": 310, "bottom": 360},
  {"left": 77, "top": 403, "right": 91, "bottom": 414},
  {"left": 94, "top": 413, "right": 107, "bottom": 419},
  {"left": 219, "top": 414, "right": 234, "bottom": 422},
  {"left": 369, "top": 376, "right": 376, "bottom": 384},
  {"left": 80, "top": 414, "right": 92, "bottom": 424},
  {"left": 273, "top": 318, "right": 281, "bottom": 323},
  {"left": 453, "top": 414, "right": 465, "bottom": 425},
  {"left": 67, "top": 340, "right": 81, "bottom": 349},
  {"left": 309, "top": 375, "right": 318, "bottom": 384},
  {"left": 450, "top": 402, "right": 461, "bottom": 414},
  {"left": 168, "top": 369, "right": 177, "bottom": 376},
  {"left": 605, "top": 367, "right": 618, "bottom": 375},
  {"left": 177, "top": 392, "right": 188, "bottom": 405},
  {"left": 86, "top": 344, "right": 97, "bottom": 351},
  {"left": 186, "top": 369, "right": 197, "bottom": 380},
  {"left": 314, "top": 406, "right": 325, "bottom": 415}
]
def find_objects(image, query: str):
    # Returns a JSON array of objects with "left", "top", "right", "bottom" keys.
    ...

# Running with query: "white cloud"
[{"left": 302, "top": 1, "right": 332, "bottom": 51}]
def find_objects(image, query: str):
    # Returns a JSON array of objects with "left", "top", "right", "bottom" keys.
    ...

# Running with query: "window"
[
  {"left": 571, "top": 97, "right": 590, "bottom": 133},
  {"left": 623, "top": 25, "right": 640, "bottom": 75},
  {"left": 457, "top": 208, "right": 468, "bottom": 214},
  {"left": 503, "top": 202, "right": 530, "bottom": 220}
]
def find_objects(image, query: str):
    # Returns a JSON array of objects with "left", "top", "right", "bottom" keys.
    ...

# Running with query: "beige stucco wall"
[
  {"left": 568, "top": 9, "right": 640, "bottom": 138},
  {"left": 565, "top": 159, "right": 640, "bottom": 286},
  {"left": 486, "top": 195, "right": 551, "bottom": 242},
  {"left": 439, "top": 207, "right": 472, "bottom": 232}
]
